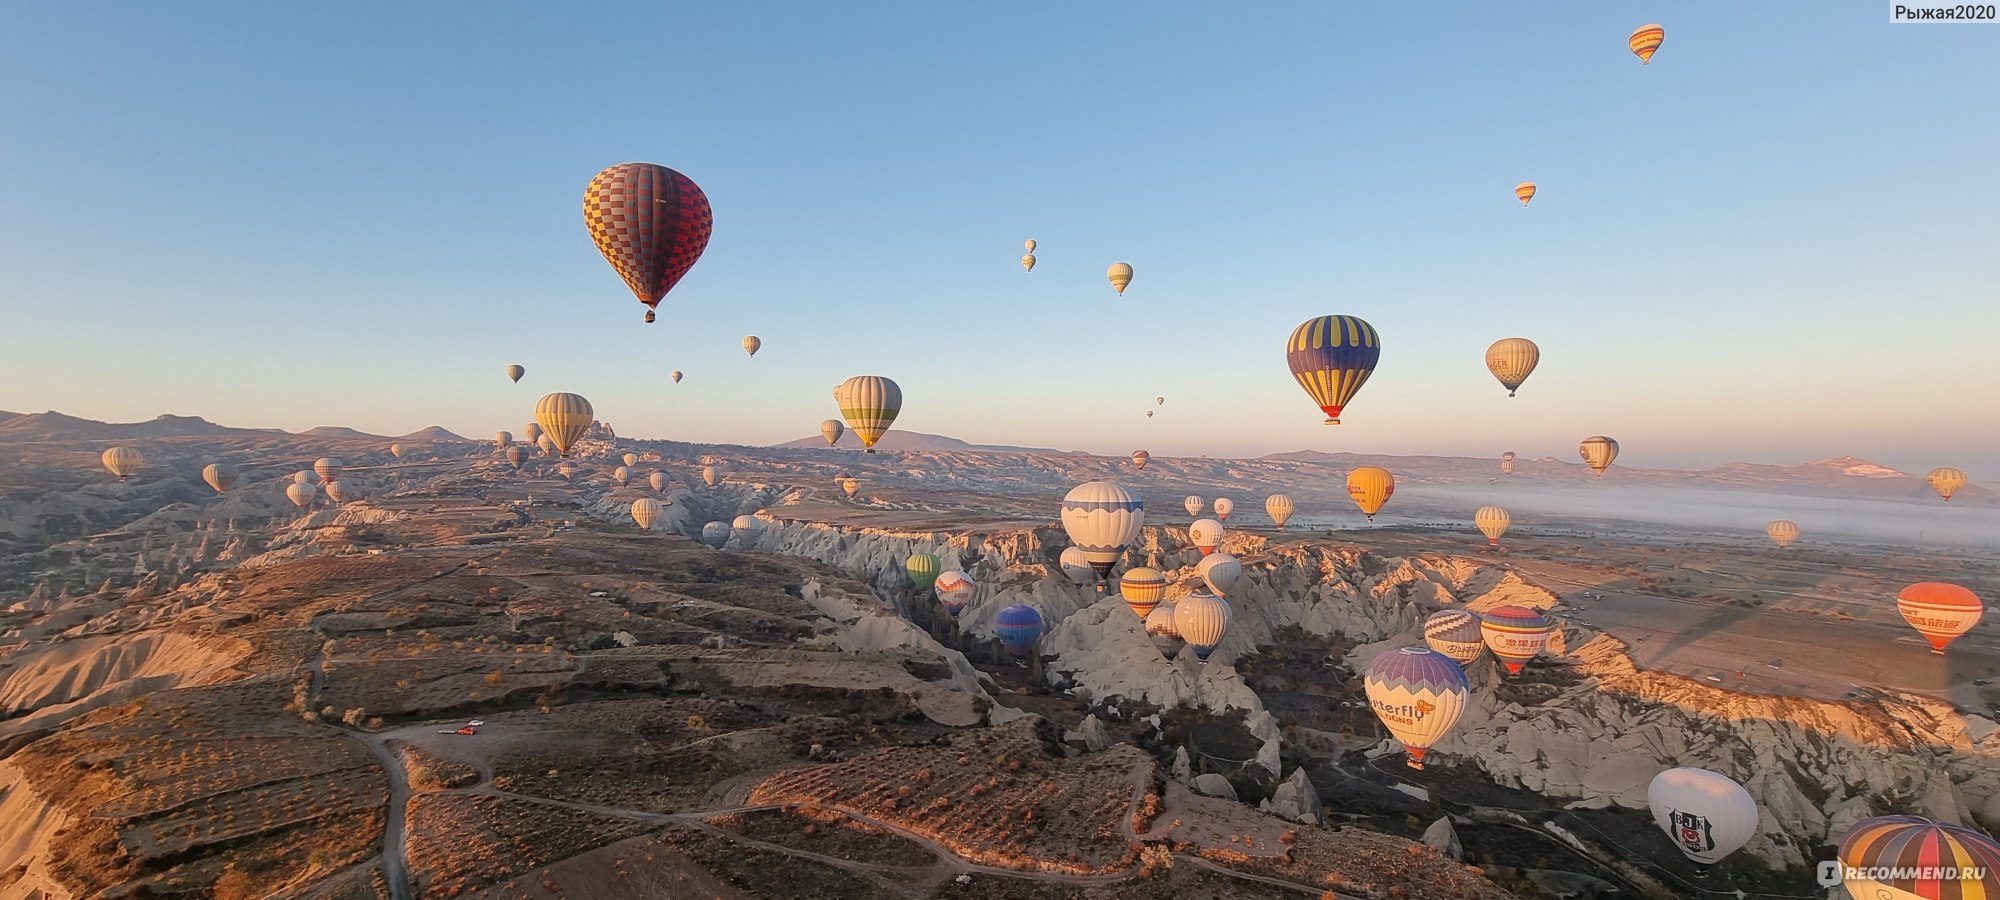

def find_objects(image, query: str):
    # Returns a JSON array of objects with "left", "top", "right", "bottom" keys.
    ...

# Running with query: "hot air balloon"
[
  {"left": 556, "top": 462, "right": 577, "bottom": 481},
  {"left": 1265, "top": 494, "right": 1295, "bottom": 530},
  {"left": 583, "top": 162, "right": 713, "bottom": 324},
  {"left": 523, "top": 422, "right": 542, "bottom": 444},
  {"left": 833, "top": 375, "right": 902, "bottom": 453},
  {"left": 1119, "top": 567, "right": 1167, "bottom": 618},
  {"left": 1766, "top": 520, "right": 1799, "bottom": 548},
  {"left": 1057, "top": 546, "right": 1095, "bottom": 585},
  {"left": 1347, "top": 467, "right": 1395, "bottom": 521},
  {"left": 1060, "top": 481, "right": 1144, "bottom": 592},
  {"left": 1145, "top": 410, "right": 1154, "bottom": 418},
  {"left": 996, "top": 605, "right": 1044, "bottom": 657},
  {"left": 841, "top": 477, "right": 860, "bottom": 498},
  {"left": 622, "top": 452, "right": 639, "bottom": 467},
  {"left": 388, "top": 443, "right": 406, "bottom": 460},
  {"left": 906, "top": 554, "right": 942, "bottom": 593},
  {"left": 1579, "top": 436, "right": 1619, "bottom": 478},
  {"left": 631, "top": 498, "right": 663, "bottom": 530},
  {"left": 285, "top": 481, "right": 316, "bottom": 509},
  {"left": 325, "top": 480, "right": 355, "bottom": 503},
  {"left": 1481, "top": 606, "right": 1554, "bottom": 674},
  {"left": 495, "top": 431, "right": 513, "bottom": 448},
  {"left": 1212, "top": 497, "right": 1234, "bottom": 521},
  {"left": 1484, "top": 338, "right": 1540, "bottom": 396},
  {"left": 1475, "top": 506, "right": 1512, "bottom": 546},
  {"left": 1424, "top": 610, "right": 1486, "bottom": 664},
  {"left": 742, "top": 335, "right": 761, "bottom": 357},
  {"left": 1287, "top": 315, "right": 1380, "bottom": 425},
  {"left": 1365, "top": 646, "right": 1470, "bottom": 770},
  {"left": 535, "top": 393, "right": 593, "bottom": 457},
  {"left": 313, "top": 458, "right": 343, "bottom": 483},
  {"left": 294, "top": 470, "right": 315, "bottom": 484},
  {"left": 1189, "top": 518, "right": 1224, "bottom": 556},
  {"left": 1514, "top": 182, "right": 1536, "bottom": 206},
  {"left": 649, "top": 472, "right": 668, "bottom": 493},
  {"left": 701, "top": 521, "right": 731, "bottom": 549},
  {"left": 701, "top": 466, "right": 720, "bottom": 488},
  {"left": 612, "top": 466, "right": 631, "bottom": 486},
  {"left": 537, "top": 435, "right": 559, "bottom": 457},
  {"left": 1928, "top": 467, "right": 1968, "bottom": 502},
  {"left": 935, "top": 570, "right": 976, "bottom": 617},
  {"left": 1897, "top": 582, "right": 1984, "bottom": 654},
  {"left": 1174, "top": 591, "right": 1231, "bottom": 662},
  {"left": 1024, "top": 239, "right": 1036, "bottom": 253},
  {"left": 1131, "top": 450, "right": 1149, "bottom": 470},
  {"left": 1021, "top": 253, "right": 1036, "bottom": 271},
  {"left": 821, "top": 420, "right": 845, "bottom": 447},
  {"left": 1183, "top": 496, "right": 1203, "bottom": 517},
  {"left": 506, "top": 364, "right": 525, "bottom": 383},
  {"left": 1107, "top": 262, "right": 1133, "bottom": 295},
  {"left": 1839, "top": 815, "right": 2000, "bottom": 900},
  {"left": 671, "top": 371, "right": 683, "bottom": 384},
  {"left": 731, "top": 515, "right": 761, "bottom": 539},
  {"left": 1197, "top": 553, "right": 1241, "bottom": 596},
  {"left": 1156, "top": 396, "right": 1165, "bottom": 406},
  {"left": 1145, "top": 602, "right": 1182, "bottom": 655},
  {"left": 1629, "top": 24, "right": 1666, "bottom": 64},
  {"left": 1647, "top": 769, "right": 1759, "bottom": 866},
  {"left": 1500, "top": 451, "right": 1517, "bottom": 476},
  {"left": 200, "top": 463, "right": 236, "bottom": 493},
  {"left": 505, "top": 446, "right": 529, "bottom": 470}
]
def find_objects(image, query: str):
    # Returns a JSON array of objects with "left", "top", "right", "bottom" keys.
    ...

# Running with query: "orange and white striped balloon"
[
  {"left": 1766, "top": 520, "right": 1799, "bottom": 548},
  {"left": 1514, "top": 182, "right": 1536, "bottom": 205},
  {"left": 1897, "top": 583, "right": 1983, "bottom": 654},
  {"left": 1629, "top": 24, "right": 1665, "bottom": 64}
]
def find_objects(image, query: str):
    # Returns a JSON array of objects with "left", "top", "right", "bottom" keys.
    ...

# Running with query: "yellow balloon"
[
  {"left": 1484, "top": 338, "right": 1540, "bottom": 396},
  {"left": 1514, "top": 182, "right": 1536, "bottom": 205},
  {"left": 535, "top": 393, "right": 594, "bottom": 457},
  {"left": 1766, "top": 520, "right": 1799, "bottom": 548},
  {"left": 1928, "top": 467, "right": 1967, "bottom": 502},
  {"left": 1579, "top": 436, "right": 1619, "bottom": 478},
  {"left": 742, "top": 335, "right": 761, "bottom": 357},
  {"left": 1021, "top": 253, "right": 1036, "bottom": 272},
  {"left": 1629, "top": 24, "right": 1665, "bottom": 64},
  {"left": 1107, "top": 262, "right": 1133, "bottom": 295},
  {"left": 1346, "top": 467, "right": 1395, "bottom": 521}
]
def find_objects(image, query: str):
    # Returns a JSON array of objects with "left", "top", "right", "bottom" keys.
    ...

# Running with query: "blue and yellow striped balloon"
[{"left": 1286, "top": 316, "right": 1380, "bottom": 425}]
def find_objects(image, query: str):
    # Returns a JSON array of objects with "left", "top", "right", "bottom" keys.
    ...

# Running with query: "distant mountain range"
[
  {"left": 775, "top": 430, "right": 1066, "bottom": 454},
  {"left": 0, "top": 412, "right": 465, "bottom": 444}
]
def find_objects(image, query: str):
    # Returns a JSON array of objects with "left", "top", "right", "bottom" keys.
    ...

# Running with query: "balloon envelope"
[
  {"left": 833, "top": 376, "right": 902, "bottom": 453},
  {"left": 313, "top": 457, "right": 343, "bottom": 483},
  {"left": 1265, "top": 494, "right": 1295, "bottom": 529},
  {"left": 1766, "top": 520, "right": 1799, "bottom": 547},
  {"left": 1648, "top": 768, "right": 1759, "bottom": 865},
  {"left": 742, "top": 335, "right": 761, "bottom": 356},
  {"left": 1107, "top": 262, "right": 1133, "bottom": 294},
  {"left": 285, "top": 482, "right": 316, "bottom": 509},
  {"left": 671, "top": 371, "right": 683, "bottom": 384},
  {"left": 1424, "top": 610, "right": 1485, "bottom": 664},
  {"left": 1131, "top": 450, "right": 1149, "bottom": 470},
  {"left": 1629, "top": 23, "right": 1666, "bottom": 64},
  {"left": 995, "top": 605, "right": 1044, "bottom": 656},
  {"left": 1173, "top": 591, "right": 1231, "bottom": 661},
  {"left": 1212, "top": 497, "right": 1233, "bottom": 520},
  {"left": 649, "top": 472, "right": 668, "bottom": 492},
  {"left": 1928, "top": 467, "right": 1967, "bottom": 501},
  {"left": 506, "top": 364, "right": 525, "bottom": 383},
  {"left": 1839, "top": 816, "right": 2000, "bottom": 899},
  {"left": 1287, "top": 315, "right": 1381, "bottom": 425},
  {"left": 1897, "top": 582, "right": 1983, "bottom": 653},
  {"left": 702, "top": 466, "right": 720, "bottom": 488},
  {"left": 1183, "top": 496, "right": 1203, "bottom": 517},
  {"left": 583, "top": 162, "right": 713, "bottom": 322},
  {"left": 623, "top": 453, "right": 639, "bottom": 467},
  {"left": 505, "top": 446, "right": 529, "bottom": 469},
  {"left": 1484, "top": 338, "right": 1540, "bottom": 396},
  {"left": 1579, "top": 436, "right": 1619, "bottom": 477},
  {"left": 905, "top": 554, "right": 942, "bottom": 593},
  {"left": 535, "top": 393, "right": 593, "bottom": 457},
  {"left": 1514, "top": 182, "right": 1536, "bottom": 205},
  {"left": 821, "top": 419, "right": 845, "bottom": 446},
  {"left": 1481, "top": 605, "right": 1554, "bottom": 674},
  {"left": 1119, "top": 567, "right": 1167, "bottom": 618},
  {"left": 1475, "top": 506, "right": 1512, "bottom": 546},
  {"left": 1058, "top": 546, "right": 1094, "bottom": 585},
  {"left": 1347, "top": 467, "right": 1395, "bottom": 520},
  {"left": 700, "top": 521, "right": 731, "bottom": 549},
  {"left": 935, "top": 570, "right": 976, "bottom": 617},
  {"left": 631, "top": 498, "right": 662, "bottom": 530},
  {"left": 1198, "top": 553, "right": 1241, "bottom": 596},
  {"left": 1059, "top": 481, "right": 1144, "bottom": 587},
  {"left": 1365, "top": 646, "right": 1469, "bottom": 769},
  {"left": 1189, "top": 518, "right": 1224, "bottom": 555},
  {"left": 202, "top": 463, "right": 236, "bottom": 493}
]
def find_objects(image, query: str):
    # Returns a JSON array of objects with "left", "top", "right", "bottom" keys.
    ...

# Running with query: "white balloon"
[{"left": 1647, "top": 768, "right": 1760, "bottom": 866}]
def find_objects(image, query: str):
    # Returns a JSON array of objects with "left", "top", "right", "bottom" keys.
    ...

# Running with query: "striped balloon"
[
  {"left": 1347, "top": 467, "right": 1395, "bottom": 521},
  {"left": 583, "top": 163, "right": 712, "bottom": 323},
  {"left": 995, "top": 605, "right": 1044, "bottom": 657},
  {"left": 742, "top": 335, "right": 761, "bottom": 357},
  {"left": 1145, "top": 602, "right": 1180, "bottom": 640},
  {"left": 534, "top": 393, "right": 593, "bottom": 457},
  {"left": 1286, "top": 315, "right": 1381, "bottom": 425},
  {"left": 1058, "top": 546, "right": 1094, "bottom": 585},
  {"left": 285, "top": 481, "right": 316, "bottom": 509},
  {"left": 833, "top": 375, "right": 902, "bottom": 453},
  {"left": 201, "top": 463, "right": 236, "bottom": 493},
  {"left": 324, "top": 480, "right": 352, "bottom": 503},
  {"left": 935, "top": 570, "right": 976, "bottom": 617},
  {"left": 1212, "top": 497, "right": 1233, "bottom": 520},
  {"left": 1173, "top": 591, "right": 1231, "bottom": 662},
  {"left": 649, "top": 472, "right": 668, "bottom": 493},
  {"left": 1197, "top": 553, "right": 1241, "bottom": 597},
  {"left": 313, "top": 457, "right": 344, "bottom": 483},
  {"left": 631, "top": 498, "right": 662, "bottom": 530},
  {"left": 1647, "top": 768, "right": 1759, "bottom": 866},
  {"left": 1629, "top": 24, "right": 1666, "bottom": 64},
  {"left": 1929, "top": 467, "right": 1968, "bottom": 502},
  {"left": 1131, "top": 450, "right": 1149, "bottom": 470},
  {"left": 1364, "top": 646, "right": 1469, "bottom": 770},
  {"left": 1897, "top": 582, "right": 1984, "bottom": 654},
  {"left": 1189, "top": 518, "right": 1224, "bottom": 555},
  {"left": 1766, "top": 520, "right": 1799, "bottom": 548},
  {"left": 1579, "top": 436, "right": 1619, "bottom": 477},
  {"left": 1475, "top": 506, "right": 1512, "bottom": 546},
  {"left": 821, "top": 419, "right": 844, "bottom": 447},
  {"left": 1484, "top": 338, "right": 1540, "bottom": 396},
  {"left": 1839, "top": 816, "right": 2000, "bottom": 900},
  {"left": 1119, "top": 567, "right": 1167, "bottom": 618},
  {"left": 1514, "top": 182, "right": 1536, "bottom": 206},
  {"left": 1059, "top": 481, "right": 1144, "bottom": 591},
  {"left": 1424, "top": 610, "right": 1485, "bottom": 664},
  {"left": 1500, "top": 451, "right": 1516, "bottom": 476},
  {"left": 1021, "top": 253, "right": 1036, "bottom": 271},
  {"left": 1184, "top": 496, "right": 1203, "bottom": 517},
  {"left": 1265, "top": 494, "right": 1295, "bottom": 529},
  {"left": 1107, "top": 262, "right": 1133, "bottom": 295},
  {"left": 294, "top": 471, "right": 314, "bottom": 484},
  {"left": 905, "top": 554, "right": 942, "bottom": 593},
  {"left": 1481, "top": 605, "right": 1554, "bottom": 674}
]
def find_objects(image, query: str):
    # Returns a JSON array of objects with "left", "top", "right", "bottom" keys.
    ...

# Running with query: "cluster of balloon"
[
  {"left": 1765, "top": 519, "right": 1799, "bottom": 548},
  {"left": 1118, "top": 567, "right": 1167, "bottom": 619},
  {"left": 583, "top": 162, "right": 712, "bottom": 324},
  {"left": 1896, "top": 582, "right": 1984, "bottom": 654},
  {"left": 1838, "top": 815, "right": 2000, "bottom": 898},
  {"left": 821, "top": 419, "right": 844, "bottom": 446},
  {"left": 1579, "top": 435, "right": 1619, "bottom": 477},
  {"left": 1347, "top": 466, "right": 1394, "bottom": 521},
  {"left": 834, "top": 375, "right": 902, "bottom": 453},
  {"left": 1058, "top": 481, "right": 1144, "bottom": 594},
  {"left": 202, "top": 463, "right": 236, "bottom": 493},
  {"left": 1287, "top": 315, "right": 1380, "bottom": 425},
  {"left": 1107, "top": 262, "right": 1133, "bottom": 295},
  {"left": 1020, "top": 238, "right": 1035, "bottom": 272},
  {"left": 1423, "top": 610, "right": 1486, "bottom": 664},
  {"left": 1212, "top": 497, "right": 1233, "bottom": 520},
  {"left": 1480, "top": 606, "right": 1555, "bottom": 674},
  {"left": 995, "top": 605, "right": 1044, "bottom": 657},
  {"left": 1484, "top": 338, "right": 1541, "bottom": 397},
  {"left": 1646, "top": 768, "right": 1756, "bottom": 868},
  {"left": 742, "top": 335, "right": 760, "bottom": 357},
  {"left": 906, "top": 554, "right": 942, "bottom": 594},
  {"left": 1130, "top": 450, "right": 1149, "bottom": 470},
  {"left": 1265, "top": 493, "right": 1294, "bottom": 530},
  {"left": 1929, "top": 466, "right": 1967, "bottom": 501},
  {"left": 1365, "top": 647, "right": 1469, "bottom": 769},
  {"left": 506, "top": 364, "right": 524, "bottom": 383},
  {"left": 1189, "top": 518, "right": 1224, "bottom": 556},
  {"left": 935, "top": 570, "right": 976, "bottom": 618},
  {"left": 1474, "top": 506, "right": 1511, "bottom": 546},
  {"left": 1183, "top": 495, "right": 1203, "bottom": 518},
  {"left": 631, "top": 497, "right": 663, "bottom": 530},
  {"left": 535, "top": 393, "right": 592, "bottom": 458},
  {"left": 1174, "top": 590, "right": 1231, "bottom": 662},
  {"left": 700, "top": 521, "right": 730, "bottom": 549}
]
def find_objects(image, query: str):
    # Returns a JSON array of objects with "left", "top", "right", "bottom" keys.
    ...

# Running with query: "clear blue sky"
[{"left": 2, "top": 4, "right": 1995, "bottom": 477}]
